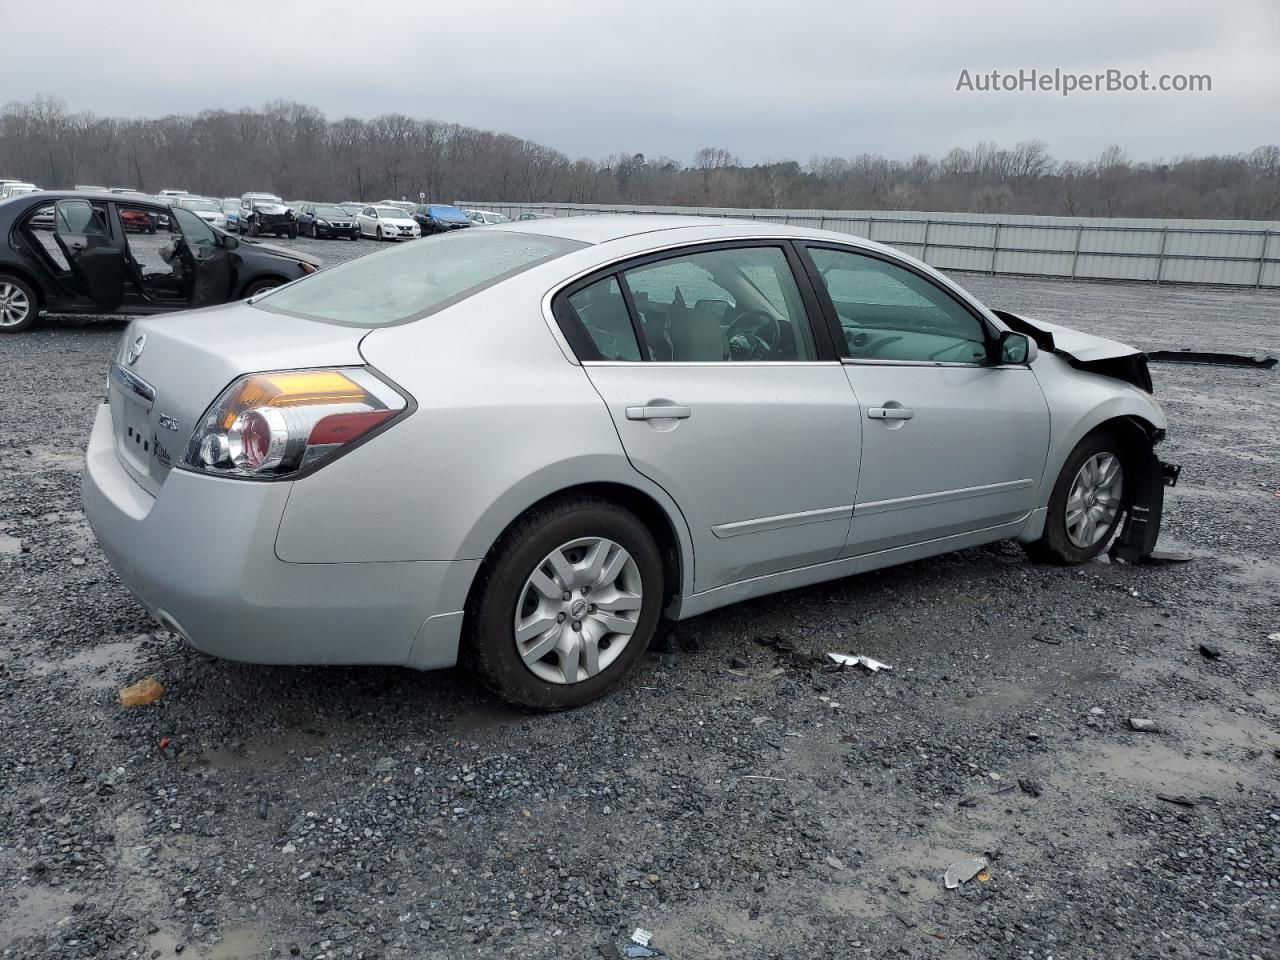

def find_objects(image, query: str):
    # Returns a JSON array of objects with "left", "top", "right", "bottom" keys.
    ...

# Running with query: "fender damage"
[{"left": 996, "top": 310, "right": 1182, "bottom": 562}]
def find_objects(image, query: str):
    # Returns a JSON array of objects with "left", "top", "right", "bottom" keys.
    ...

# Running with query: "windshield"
[
  {"left": 374, "top": 206, "right": 405, "bottom": 218},
  {"left": 180, "top": 199, "right": 219, "bottom": 211},
  {"left": 314, "top": 205, "right": 348, "bottom": 218},
  {"left": 247, "top": 196, "right": 282, "bottom": 205},
  {"left": 256, "top": 230, "right": 584, "bottom": 327}
]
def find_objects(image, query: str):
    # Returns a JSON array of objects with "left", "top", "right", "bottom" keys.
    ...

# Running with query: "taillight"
[{"left": 182, "top": 367, "right": 409, "bottom": 480}]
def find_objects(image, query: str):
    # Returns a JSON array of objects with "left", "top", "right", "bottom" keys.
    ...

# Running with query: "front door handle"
[
  {"left": 867, "top": 406, "right": 914, "bottom": 420},
  {"left": 626, "top": 405, "right": 692, "bottom": 421}
]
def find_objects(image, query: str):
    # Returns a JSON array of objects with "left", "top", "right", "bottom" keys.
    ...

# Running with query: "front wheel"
[
  {"left": 1025, "top": 431, "right": 1128, "bottom": 564},
  {"left": 242, "top": 278, "right": 281, "bottom": 299},
  {"left": 463, "top": 497, "right": 664, "bottom": 710}
]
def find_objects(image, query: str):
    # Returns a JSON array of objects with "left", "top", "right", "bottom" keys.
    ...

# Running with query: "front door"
[
  {"left": 53, "top": 198, "right": 127, "bottom": 311},
  {"left": 559, "top": 243, "right": 862, "bottom": 592},
  {"left": 169, "top": 206, "right": 233, "bottom": 307},
  {"left": 798, "top": 244, "right": 1051, "bottom": 554}
]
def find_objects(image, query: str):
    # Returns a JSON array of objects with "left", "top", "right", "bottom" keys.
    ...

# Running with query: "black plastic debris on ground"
[
  {"left": 754, "top": 635, "right": 828, "bottom": 668},
  {"left": 1146, "top": 349, "right": 1277, "bottom": 369}
]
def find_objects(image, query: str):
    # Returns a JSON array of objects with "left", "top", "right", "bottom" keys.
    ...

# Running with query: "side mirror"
[
  {"left": 995, "top": 330, "right": 1037, "bottom": 365},
  {"left": 223, "top": 233, "right": 240, "bottom": 251}
]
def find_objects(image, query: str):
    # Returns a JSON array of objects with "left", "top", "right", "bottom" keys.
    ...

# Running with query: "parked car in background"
[
  {"left": 78, "top": 215, "right": 1175, "bottom": 709},
  {"left": 411, "top": 203, "right": 472, "bottom": 235},
  {"left": 118, "top": 207, "right": 158, "bottom": 233},
  {"left": 158, "top": 189, "right": 190, "bottom": 198},
  {"left": 356, "top": 205, "right": 421, "bottom": 241},
  {"left": 109, "top": 187, "right": 140, "bottom": 194},
  {"left": 1, "top": 182, "right": 39, "bottom": 199},
  {"left": 0, "top": 191, "right": 319, "bottom": 333},
  {"left": 174, "top": 196, "right": 228, "bottom": 230},
  {"left": 463, "top": 208, "right": 511, "bottom": 225},
  {"left": 377, "top": 200, "right": 417, "bottom": 215},
  {"left": 515, "top": 212, "right": 554, "bottom": 220},
  {"left": 75, "top": 184, "right": 109, "bottom": 193},
  {"left": 296, "top": 203, "right": 360, "bottom": 240},
  {"left": 338, "top": 204, "right": 366, "bottom": 218},
  {"left": 238, "top": 193, "right": 297, "bottom": 239}
]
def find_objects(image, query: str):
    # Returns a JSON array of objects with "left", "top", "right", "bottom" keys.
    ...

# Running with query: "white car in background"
[
  {"left": 356, "top": 205, "right": 421, "bottom": 241},
  {"left": 174, "top": 196, "right": 228, "bottom": 229},
  {"left": 464, "top": 208, "right": 511, "bottom": 225},
  {"left": 1, "top": 182, "right": 39, "bottom": 199}
]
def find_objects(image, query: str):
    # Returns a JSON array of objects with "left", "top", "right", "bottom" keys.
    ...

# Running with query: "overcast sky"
[{"left": 2, "top": 0, "right": 1276, "bottom": 165}]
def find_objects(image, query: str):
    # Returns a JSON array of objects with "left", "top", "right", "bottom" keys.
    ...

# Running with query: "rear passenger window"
[
  {"left": 565, "top": 277, "right": 641, "bottom": 361},
  {"left": 621, "top": 246, "right": 818, "bottom": 362}
]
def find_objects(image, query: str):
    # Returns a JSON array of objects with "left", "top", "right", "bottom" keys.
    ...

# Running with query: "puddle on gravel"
[
  {"left": 1083, "top": 740, "right": 1250, "bottom": 793},
  {"left": 146, "top": 926, "right": 269, "bottom": 959},
  {"left": 202, "top": 729, "right": 329, "bottom": 770},
  {"left": 29, "top": 637, "right": 148, "bottom": 689},
  {"left": 0, "top": 534, "right": 20, "bottom": 556},
  {"left": 446, "top": 704, "right": 525, "bottom": 734},
  {"left": 0, "top": 887, "right": 80, "bottom": 945}
]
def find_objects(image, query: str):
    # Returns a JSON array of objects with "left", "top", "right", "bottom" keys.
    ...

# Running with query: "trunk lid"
[{"left": 108, "top": 300, "right": 366, "bottom": 495}]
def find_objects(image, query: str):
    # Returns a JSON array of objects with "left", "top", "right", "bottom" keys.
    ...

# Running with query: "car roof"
[
  {"left": 494, "top": 213, "right": 850, "bottom": 245},
  {"left": 0, "top": 190, "right": 161, "bottom": 205}
]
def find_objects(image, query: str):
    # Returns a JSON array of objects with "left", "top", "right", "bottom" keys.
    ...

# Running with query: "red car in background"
[{"left": 119, "top": 208, "right": 157, "bottom": 234}]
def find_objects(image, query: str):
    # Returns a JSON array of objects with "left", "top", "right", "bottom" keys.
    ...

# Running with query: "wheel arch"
[
  {"left": 238, "top": 272, "right": 290, "bottom": 298},
  {"left": 1036, "top": 389, "right": 1165, "bottom": 506},
  {"left": 457, "top": 475, "right": 694, "bottom": 613}
]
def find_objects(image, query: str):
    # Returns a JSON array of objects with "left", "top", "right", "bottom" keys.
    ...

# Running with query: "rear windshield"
[{"left": 255, "top": 229, "right": 584, "bottom": 327}]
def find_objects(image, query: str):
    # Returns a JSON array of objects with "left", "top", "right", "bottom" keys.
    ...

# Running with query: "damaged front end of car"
[{"left": 995, "top": 310, "right": 1183, "bottom": 564}]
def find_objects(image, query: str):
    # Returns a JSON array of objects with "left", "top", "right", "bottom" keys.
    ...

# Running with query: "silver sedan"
[{"left": 82, "top": 216, "right": 1175, "bottom": 709}]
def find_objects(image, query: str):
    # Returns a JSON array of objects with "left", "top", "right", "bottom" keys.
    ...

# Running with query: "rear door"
[
  {"left": 557, "top": 241, "right": 862, "bottom": 592},
  {"left": 53, "top": 198, "right": 127, "bottom": 311},
  {"left": 798, "top": 243, "right": 1050, "bottom": 555}
]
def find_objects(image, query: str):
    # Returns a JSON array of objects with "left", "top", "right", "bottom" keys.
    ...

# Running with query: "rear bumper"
[{"left": 81, "top": 404, "right": 476, "bottom": 669}]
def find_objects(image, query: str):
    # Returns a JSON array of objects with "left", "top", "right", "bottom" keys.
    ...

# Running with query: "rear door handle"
[
  {"left": 626, "top": 405, "right": 692, "bottom": 421},
  {"left": 867, "top": 406, "right": 914, "bottom": 420}
]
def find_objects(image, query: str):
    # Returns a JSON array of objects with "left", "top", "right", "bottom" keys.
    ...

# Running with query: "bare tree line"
[{"left": 2, "top": 96, "right": 1278, "bottom": 220}]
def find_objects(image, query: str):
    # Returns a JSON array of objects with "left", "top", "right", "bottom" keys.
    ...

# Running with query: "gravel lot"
[{"left": 1, "top": 235, "right": 1278, "bottom": 960}]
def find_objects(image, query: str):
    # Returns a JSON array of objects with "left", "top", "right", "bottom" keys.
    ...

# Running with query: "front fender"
[{"left": 1032, "top": 353, "right": 1166, "bottom": 505}]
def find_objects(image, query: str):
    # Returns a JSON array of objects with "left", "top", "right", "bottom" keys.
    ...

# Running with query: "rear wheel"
[
  {"left": 464, "top": 496, "right": 664, "bottom": 710},
  {"left": 1025, "top": 431, "right": 1128, "bottom": 564},
  {"left": 0, "top": 274, "right": 38, "bottom": 333}
]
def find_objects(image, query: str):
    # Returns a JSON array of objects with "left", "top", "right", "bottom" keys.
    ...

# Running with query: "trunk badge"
[{"left": 127, "top": 334, "right": 147, "bottom": 365}]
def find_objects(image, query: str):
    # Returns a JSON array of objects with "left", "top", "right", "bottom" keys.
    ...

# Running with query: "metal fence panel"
[{"left": 460, "top": 201, "right": 1280, "bottom": 289}]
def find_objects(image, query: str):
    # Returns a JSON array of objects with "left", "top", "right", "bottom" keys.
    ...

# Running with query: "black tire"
[
  {"left": 0, "top": 273, "right": 39, "bottom": 333},
  {"left": 1024, "top": 430, "right": 1129, "bottom": 565},
  {"left": 242, "top": 278, "right": 281, "bottom": 299},
  {"left": 377, "top": 226, "right": 385, "bottom": 241},
  {"left": 248, "top": 220, "right": 260, "bottom": 238},
  {"left": 463, "top": 496, "right": 665, "bottom": 710},
  {"left": 288, "top": 225, "right": 298, "bottom": 239},
  {"left": 146, "top": 225, "right": 156, "bottom": 235}
]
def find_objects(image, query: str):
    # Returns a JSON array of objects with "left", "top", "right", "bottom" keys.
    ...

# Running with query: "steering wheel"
[
  {"left": 845, "top": 330, "right": 903, "bottom": 357},
  {"left": 725, "top": 309, "right": 781, "bottom": 361}
]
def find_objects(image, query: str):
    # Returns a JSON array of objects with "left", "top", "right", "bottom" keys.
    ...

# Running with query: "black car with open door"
[{"left": 0, "top": 192, "right": 320, "bottom": 333}]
